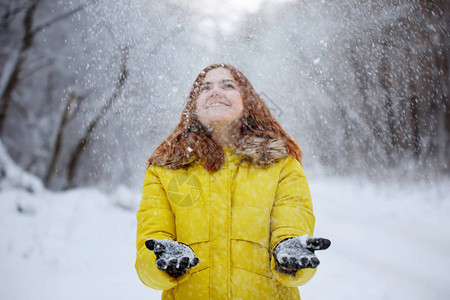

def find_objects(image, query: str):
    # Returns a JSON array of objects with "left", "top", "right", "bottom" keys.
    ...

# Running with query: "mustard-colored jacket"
[{"left": 136, "top": 147, "right": 316, "bottom": 299}]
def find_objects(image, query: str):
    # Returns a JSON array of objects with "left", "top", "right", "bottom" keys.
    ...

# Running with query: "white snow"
[
  {"left": 302, "top": 176, "right": 450, "bottom": 300},
  {"left": 0, "top": 141, "right": 43, "bottom": 194},
  {"left": 1, "top": 174, "right": 450, "bottom": 299}
]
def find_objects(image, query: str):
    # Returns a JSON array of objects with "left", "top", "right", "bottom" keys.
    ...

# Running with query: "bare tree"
[
  {"left": 0, "top": 0, "right": 95, "bottom": 134},
  {"left": 271, "top": 0, "right": 449, "bottom": 176},
  {"left": 65, "top": 45, "right": 129, "bottom": 189}
]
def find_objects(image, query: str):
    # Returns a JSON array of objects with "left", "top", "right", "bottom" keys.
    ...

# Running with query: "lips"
[{"left": 205, "top": 100, "right": 229, "bottom": 109}]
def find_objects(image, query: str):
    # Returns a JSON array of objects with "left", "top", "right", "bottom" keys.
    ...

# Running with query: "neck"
[{"left": 206, "top": 120, "right": 241, "bottom": 147}]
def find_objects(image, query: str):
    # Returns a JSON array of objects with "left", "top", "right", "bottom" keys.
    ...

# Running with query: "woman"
[{"left": 136, "top": 63, "right": 330, "bottom": 299}]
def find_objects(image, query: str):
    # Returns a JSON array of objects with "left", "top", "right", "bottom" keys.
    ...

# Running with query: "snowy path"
[{"left": 1, "top": 177, "right": 449, "bottom": 300}]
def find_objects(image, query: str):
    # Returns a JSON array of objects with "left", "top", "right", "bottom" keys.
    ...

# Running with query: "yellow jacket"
[{"left": 136, "top": 146, "right": 316, "bottom": 299}]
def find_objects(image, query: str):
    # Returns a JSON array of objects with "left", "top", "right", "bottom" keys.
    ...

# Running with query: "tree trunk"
[
  {"left": 0, "top": 1, "right": 38, "bottom": 134},
  {"left": 378, "top": 41, "right": 397, "bottom": 160},
  {"left": 44, "top": 92, "right": 79, "bottom": 187},
  {"left": 406, "top": 48, "right": 421, "bottom": 157}
]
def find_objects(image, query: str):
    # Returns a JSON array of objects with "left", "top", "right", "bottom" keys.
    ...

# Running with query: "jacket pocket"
[
  {"left": 231, "top": 206, "right": 272, "bottom": 278},
  {"left": 175, "top": 207, "right": 209, "bottom": 245},
  {"left": 231, "top": 240, "right": 272, "bottom": 278}
]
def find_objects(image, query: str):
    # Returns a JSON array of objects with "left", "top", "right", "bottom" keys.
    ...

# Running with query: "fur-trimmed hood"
[
  {"left": 152, "top": 135, "right": 290, "bottom": 170},
  {"left": 231, "top": 135, "right": 289, "bottom": 166}
]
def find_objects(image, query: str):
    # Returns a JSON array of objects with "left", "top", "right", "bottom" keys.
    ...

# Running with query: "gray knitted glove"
[
  {"left": 146, "top": 238, "right": 200, "bottom": 278},
  {"left": 273, "top": 235, "right": 331, "bottom": 275}
]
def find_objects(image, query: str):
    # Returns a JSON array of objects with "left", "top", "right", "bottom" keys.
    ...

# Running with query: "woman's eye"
[
  {"left": 200, "top": 86, "right": 210, "bottom": 92},
  {"left": 223, "top": 84, "right": 234, "bottom": 89}
]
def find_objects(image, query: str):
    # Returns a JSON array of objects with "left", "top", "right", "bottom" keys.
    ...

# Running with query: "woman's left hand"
[{"left": 273, "top": 235, "right": 331, "bottom": 275}]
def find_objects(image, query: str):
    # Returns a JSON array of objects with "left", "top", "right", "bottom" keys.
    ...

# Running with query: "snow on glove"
[
  {"left": 145, "top": 238, "right": 200, "bottom": 278},
  {"left": 273, "top": 235, "right": 331, "bottom": 275}
]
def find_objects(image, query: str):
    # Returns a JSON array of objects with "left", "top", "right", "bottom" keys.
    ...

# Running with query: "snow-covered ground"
[
  {"left": 304, "top": 176, "right": 450, "bottom": 300},
  {"left": 1, "top": 174, "right": 450, "bottom": 300}
]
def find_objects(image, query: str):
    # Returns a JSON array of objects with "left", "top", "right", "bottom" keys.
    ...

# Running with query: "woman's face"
[{"left": 196, "top": 68, "right": 244, "bottom": 127}]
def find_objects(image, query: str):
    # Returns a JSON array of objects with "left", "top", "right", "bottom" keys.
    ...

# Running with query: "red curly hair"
[{"left": 147, "top": 63, "right": 302, "bottom": 172}]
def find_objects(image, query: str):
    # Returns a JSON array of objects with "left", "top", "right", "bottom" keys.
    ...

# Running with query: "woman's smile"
[{"left": 205, "top": 100, "right": 230, "bottom": 108}]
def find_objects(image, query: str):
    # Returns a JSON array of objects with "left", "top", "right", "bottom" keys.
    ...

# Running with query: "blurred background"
[
  {"left": 1, "top": 0, "right": 448, "bottom": 190},
  {"left": 1, "top": 1, "right": 449, "bottom": 299}
]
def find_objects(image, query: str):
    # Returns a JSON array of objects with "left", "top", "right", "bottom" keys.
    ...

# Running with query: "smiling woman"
[{"left": 135, "top": 63, "right": 330, "bottom": 299}]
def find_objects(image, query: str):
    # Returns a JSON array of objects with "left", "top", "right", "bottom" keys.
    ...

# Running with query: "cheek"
[
  {"left": 195, "top": 98, "right": 208, "bottom": 123},
  {"left": 233, "top": 95, "right": 244, "bottom": 112},
  {"left": 195, "top": 96, "right": 206, "bottom": 111}
]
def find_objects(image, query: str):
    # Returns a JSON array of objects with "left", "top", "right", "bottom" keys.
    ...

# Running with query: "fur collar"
[
  {"left": 231, "top": 135, "right": 289, "bottom": 166},
  {"left": 151, "top": 135, "right": 289, "bottom": 170}
]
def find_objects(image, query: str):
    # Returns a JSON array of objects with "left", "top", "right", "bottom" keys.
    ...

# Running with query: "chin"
[
  {"left": 204, "top": 116, "right": 236, "bottom": 125},
  {"left": 206, "top": 119, "right": 230, "bottom": 125},
  {"left": 199, "top": 111, "right": 242, "bottom": 126},
  {"left": 206, "top": 112, "right": 231, "bottom": 122}
]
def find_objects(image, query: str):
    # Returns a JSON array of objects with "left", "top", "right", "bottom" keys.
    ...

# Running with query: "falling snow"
[{"left": 0, "top": 0, "right": 449, "bottom": 299}]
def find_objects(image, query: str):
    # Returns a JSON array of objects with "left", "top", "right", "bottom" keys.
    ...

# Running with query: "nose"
[{"left": 209, "top": 85, "right": 221, "bottom": 97}]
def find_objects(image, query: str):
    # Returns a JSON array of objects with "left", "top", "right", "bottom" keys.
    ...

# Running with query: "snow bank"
[
  {"left": 0, "top": 186, "right": 158, "bottom": 300},
  {"left": 0, "top": 140, "right": 43, "bottom": 195}
]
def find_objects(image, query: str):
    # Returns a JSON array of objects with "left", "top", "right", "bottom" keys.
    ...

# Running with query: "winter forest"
[{"left": 1, "top": 0, "right": 449, "bottom": 299}]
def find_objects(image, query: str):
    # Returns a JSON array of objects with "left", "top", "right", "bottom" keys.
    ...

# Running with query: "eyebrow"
[{"left": 201, "top": 79, "right": 236, "bottom": 85}]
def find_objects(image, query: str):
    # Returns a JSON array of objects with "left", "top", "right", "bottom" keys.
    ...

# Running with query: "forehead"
[{"left": 203, "top": 68, "right": 234, "bottom": 83}]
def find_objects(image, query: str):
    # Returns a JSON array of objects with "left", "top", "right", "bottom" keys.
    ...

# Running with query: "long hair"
[{"left": 147, "top": 63, "right": 303, "bottom": 172}]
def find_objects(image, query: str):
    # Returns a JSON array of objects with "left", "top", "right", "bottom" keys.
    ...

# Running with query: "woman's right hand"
[{"left": 146, "top": 238, "right": 200, "bottom": 278}]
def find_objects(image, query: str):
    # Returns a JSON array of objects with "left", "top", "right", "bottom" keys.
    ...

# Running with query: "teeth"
[{"left": 208, "top": 102, "right": 226, "bottom": 108}]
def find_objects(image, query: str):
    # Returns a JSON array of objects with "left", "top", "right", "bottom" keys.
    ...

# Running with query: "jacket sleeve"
[
  {"left": 270, "top": 156, "right": 317, "bottom": 287},
  {"left": 135, "top": 165, "right": 191, "bottom": 290}
]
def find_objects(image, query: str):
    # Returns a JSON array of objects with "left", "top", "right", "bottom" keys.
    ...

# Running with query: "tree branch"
[
  {"left": 31, "top": 0, "right": 97, "bottom": 35},
  {"left": 44, "top": 92, "right": 80, "bottom": 187},
  {"left": 65, "top": 45, "right": 129, "bottom": 188}
]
